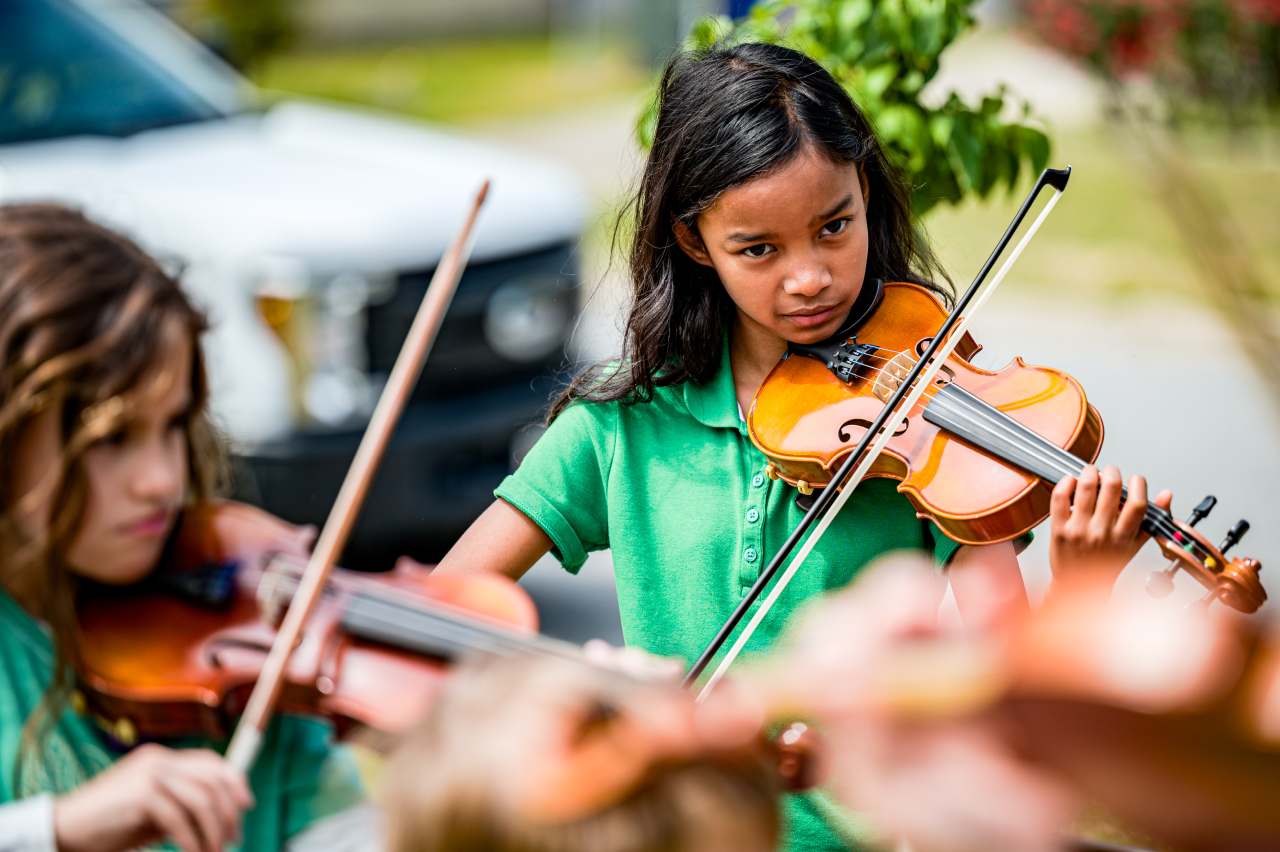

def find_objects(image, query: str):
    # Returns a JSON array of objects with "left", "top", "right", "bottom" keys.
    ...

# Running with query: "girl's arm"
[
  {"left": 432, "top": 499, "right": 553, "bottom": 581},
  {"left": 948, "top": 541, "right": 1029, "bottom": 630}
]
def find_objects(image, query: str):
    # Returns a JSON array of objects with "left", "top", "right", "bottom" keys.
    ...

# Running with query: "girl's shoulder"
[{"left": 551, "top": 359, "right": 691, "bottom": 429}]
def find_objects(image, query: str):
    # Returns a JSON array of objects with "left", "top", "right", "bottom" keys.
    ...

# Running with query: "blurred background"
[{"left": 1, "top": 0, "right": 1276, "bottom": 647}]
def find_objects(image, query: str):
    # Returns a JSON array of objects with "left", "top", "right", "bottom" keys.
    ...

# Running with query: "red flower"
[{"left": 1234, "top": 0, "right": 1280, "bottom": 24}]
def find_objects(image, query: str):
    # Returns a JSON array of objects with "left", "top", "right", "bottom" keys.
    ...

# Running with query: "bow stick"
[
  {"left": 225, "top": 180, "right": 491, "bottom": 772},
  {"left": 685, "top": 167, "right": 1073, "bottom": 699}
]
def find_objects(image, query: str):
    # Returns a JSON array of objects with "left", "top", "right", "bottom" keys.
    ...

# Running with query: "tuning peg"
[
  {"left": 1188, "top": 495, "right": 1217, "bottom": 527},
  {"left": 1219, "top": 520, "right": 1250, "bottom": 556},
  {"left": 1148, "top": 495, "right": 1217, "bottom": 599}
]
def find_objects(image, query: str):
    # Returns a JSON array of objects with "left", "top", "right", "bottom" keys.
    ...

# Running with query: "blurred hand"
[
  {"left": 583, "top": 639, "right": 684, "bottom": 681},
  {"left": 727, "top": 556, "right": 1078, "bottom": 852},
  {"left": 54, "top": 744, "right": 253, "bottom": 852},
  {"left": 424, "top": 656, "right": 760, "bottom": 826},
  {"left": 1049, "top": 465, "right": 1172, "bottom": 585}
]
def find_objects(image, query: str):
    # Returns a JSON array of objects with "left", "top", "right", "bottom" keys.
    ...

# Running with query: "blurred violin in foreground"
[
  {"left": 73, "top": 500, "right": 553, "bottom": 746},
  {"left": 73, "top": 500, "right": 817, "bottom": 791}
]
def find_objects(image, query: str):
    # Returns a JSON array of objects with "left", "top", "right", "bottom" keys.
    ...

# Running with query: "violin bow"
[
  {"left": 224, "top": 180, "right": 491, "bottom": 773},
  {"left": 685, "top": 167, "right": 1073, "bottom": 699}
]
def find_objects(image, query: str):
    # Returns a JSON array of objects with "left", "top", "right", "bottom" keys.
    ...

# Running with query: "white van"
[{"left": 0, "top": 0, "right": 587, "bottom": 557}]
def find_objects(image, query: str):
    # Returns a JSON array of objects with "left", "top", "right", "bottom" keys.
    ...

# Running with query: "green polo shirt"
[
  {"left": 496, "top": 339, "right": 962, "bottom": 851},
  {"left": 0, "top": 587, "right": 365, "bottom": 850}
]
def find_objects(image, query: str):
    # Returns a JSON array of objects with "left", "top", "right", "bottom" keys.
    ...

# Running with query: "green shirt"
[
  {"left": 496, "top": 339, "right": 962, "bottom": 852},
  {"left": 0, "top": 588, "right": 365, "bottom": 850}
]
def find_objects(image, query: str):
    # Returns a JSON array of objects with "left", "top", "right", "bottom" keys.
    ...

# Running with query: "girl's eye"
[
  {"left": 822, "top": 217, "right": 852, "bottom": 237},
  {"left": 741, "top": 244, "right": 774, "bottom": 259},
  {"left": 95, "top": 429, "right": 128, "bottom": 449}
]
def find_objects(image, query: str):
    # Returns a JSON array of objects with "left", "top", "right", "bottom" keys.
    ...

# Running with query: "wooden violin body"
[
  {"left": 749, "top": 280, "right": 1263, "bottom": 612},
  {"left": 750, "top": 281, "right": 1104, "bottom": 546}
]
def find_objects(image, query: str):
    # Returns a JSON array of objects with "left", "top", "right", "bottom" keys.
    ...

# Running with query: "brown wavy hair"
[
  {"left": 0, "top": 203, "right": 223, "bottom": 779},
  {"left": 550, "top": 41, "right": 951, "bottom": 420}
]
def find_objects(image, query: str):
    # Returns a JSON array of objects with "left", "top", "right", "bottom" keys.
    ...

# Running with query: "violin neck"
[
  {"left": 339, "top": 583, "right": 588, "bottom": 666},
  {"left": 923, "top": 384, "right": 1174, "bottom": 539}
]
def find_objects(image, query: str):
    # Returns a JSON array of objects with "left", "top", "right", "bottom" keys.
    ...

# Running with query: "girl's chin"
[
  {"left": 779, "top": 314, "right": 845, "bottom": 344},
  {"left": 69, "top": 545, "right": 163, "bottom": 586}
]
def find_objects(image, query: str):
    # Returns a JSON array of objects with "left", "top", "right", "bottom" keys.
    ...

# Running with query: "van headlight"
[
  {"left": 484, "top": 274, "right": 573, "bottom": 363},
  {"left": 254, "top": 257, "right": 384, "bottom": 429}
]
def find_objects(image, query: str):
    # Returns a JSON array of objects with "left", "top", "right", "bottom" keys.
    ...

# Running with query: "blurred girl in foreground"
[{"left": 0, "top": 203, "right": 368, "bottom": 851}]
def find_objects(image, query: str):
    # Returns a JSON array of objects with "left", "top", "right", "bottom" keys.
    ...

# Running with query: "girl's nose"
[
  {"left": 132, "top": 440, "right": 184, "bottom": 502},
  {"left": 782, "top": 257, "right": 833, "bottom": 299}
]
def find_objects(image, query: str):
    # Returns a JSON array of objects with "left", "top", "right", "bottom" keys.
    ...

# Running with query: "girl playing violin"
[
  {"left": 435, "top": 42, "right": 1171, "bottom": 850},
  {"left": 0, "top": 203, "right": 368, "bottom": 851}
]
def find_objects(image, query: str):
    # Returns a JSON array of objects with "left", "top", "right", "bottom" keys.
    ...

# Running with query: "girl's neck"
[{"left": 729, "top": 316, "right": 788, "bottom": 415}]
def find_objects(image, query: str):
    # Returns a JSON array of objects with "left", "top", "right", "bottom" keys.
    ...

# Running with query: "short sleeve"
[
  {"left": 923, "top": 520, "right": 964, "bottom": 568},
  {"left": 277, "top": 718, "right": 366, "bottom": 841},
  {"left": 494, "top": 401, "right": 615, "bottom": 573}
]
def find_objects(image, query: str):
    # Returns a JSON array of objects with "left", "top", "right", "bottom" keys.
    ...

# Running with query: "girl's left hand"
[{"left": 1049, "top": 465, "right": 1172, "bottom": 584}]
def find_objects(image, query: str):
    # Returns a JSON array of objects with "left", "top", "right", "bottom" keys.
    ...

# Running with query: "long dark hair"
[{"left": 551, "top": 41, "right": 950, "bottom": 420}]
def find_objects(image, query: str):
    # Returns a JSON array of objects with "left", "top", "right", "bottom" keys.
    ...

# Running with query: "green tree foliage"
[
  {"left": 637, "top": 0, "right": 1052, "bottom": 216},
  {"left": 192, "top": 0, "right": 298, "bottom": 72}
]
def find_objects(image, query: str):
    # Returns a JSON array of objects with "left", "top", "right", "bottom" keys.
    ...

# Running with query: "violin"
[
  {"left": 748, "top": 277, "right": 1265, "bottom": 613},
  {"left": 74, "top": 498, "right": 818, "bottom": 799},
  {"left": 72, "top": 500, "right": 557, "bottom": 746}
]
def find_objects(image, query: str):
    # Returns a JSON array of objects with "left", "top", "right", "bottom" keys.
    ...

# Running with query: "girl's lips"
[
  {"left": 122, "top": 510, "right": 173, "bottom": 538},
  {"left": 783, "top": 305, "right": 839, "bottom": 329}
]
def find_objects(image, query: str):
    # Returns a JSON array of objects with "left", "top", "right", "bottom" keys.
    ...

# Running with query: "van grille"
[{"left": 365, "top": 241, "right": 578, "bottom": 400}]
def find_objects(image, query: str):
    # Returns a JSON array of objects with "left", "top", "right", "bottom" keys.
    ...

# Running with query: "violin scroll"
[{"left": 1150, "top": 517, "right": 1265, "bottom": 614}]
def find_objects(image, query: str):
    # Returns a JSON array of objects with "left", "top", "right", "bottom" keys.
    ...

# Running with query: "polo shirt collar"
[{"left": 681, "top": 334, "right": 743, "bottom": 432}]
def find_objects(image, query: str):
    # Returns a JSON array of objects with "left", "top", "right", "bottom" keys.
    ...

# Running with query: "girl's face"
[
  {"left": 678, "top": 145, "right": 870, "bottom": 346},
  {"left": 11, "top": 325, "right": 193, "bottom": 586}
]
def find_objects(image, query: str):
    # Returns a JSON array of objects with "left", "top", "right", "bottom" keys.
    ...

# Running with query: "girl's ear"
[{"left": 673, "top": 220, "right": 714, "bottom": 267}]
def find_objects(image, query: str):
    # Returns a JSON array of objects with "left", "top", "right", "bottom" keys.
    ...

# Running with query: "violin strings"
[
  {"left": 349, "top": 583, "right": 587, "bottom": 661},
  {"left": 819, "top": 350, "right": 1198, "bottom": 555},
  {"left": 932, "top": 387, "right": 1188, "bottom": 546},
  {"left": 795, "top": 353, "right": 1201, "bottom": 558},
  {"left": 263, "top": 565, "right": 595, "bottom": 665},
  {"left": 925, "top": 387, "right": 1198, "bottom": 557},
  {"left": 927, "top": 387, "right": 1183, "bottom": 540}
]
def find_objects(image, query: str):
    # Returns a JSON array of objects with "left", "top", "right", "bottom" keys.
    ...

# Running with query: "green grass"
[
  {"left": 252, "top": 36, "right": 649, "bottom": 125},
  {"left": 923, "top": 124, "right": 1280, "bottom": 305}
]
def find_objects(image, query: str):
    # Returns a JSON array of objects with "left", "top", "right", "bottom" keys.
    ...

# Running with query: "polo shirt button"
[
  {"left": 752, "top": 473, "right": 765, "bottom": 488},
  {"left": 746, "top": 507, "right": 760, "bottom": 524},
  {"left": 744, "top": 546, "right": 758, "bottom": 564}
]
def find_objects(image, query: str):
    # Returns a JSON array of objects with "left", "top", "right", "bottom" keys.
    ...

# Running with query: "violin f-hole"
[{"left": 838, "top": 417, "right": 909, "bottom": 443}]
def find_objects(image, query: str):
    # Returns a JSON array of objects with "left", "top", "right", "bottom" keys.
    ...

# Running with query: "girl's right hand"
[{"left": 53, "top": 744, "right": 253, "bottom": 852}]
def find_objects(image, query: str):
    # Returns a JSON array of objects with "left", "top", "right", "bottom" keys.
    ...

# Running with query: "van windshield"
[{"left": 0, "top": 0, "right": 239, "bottom": 145}]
